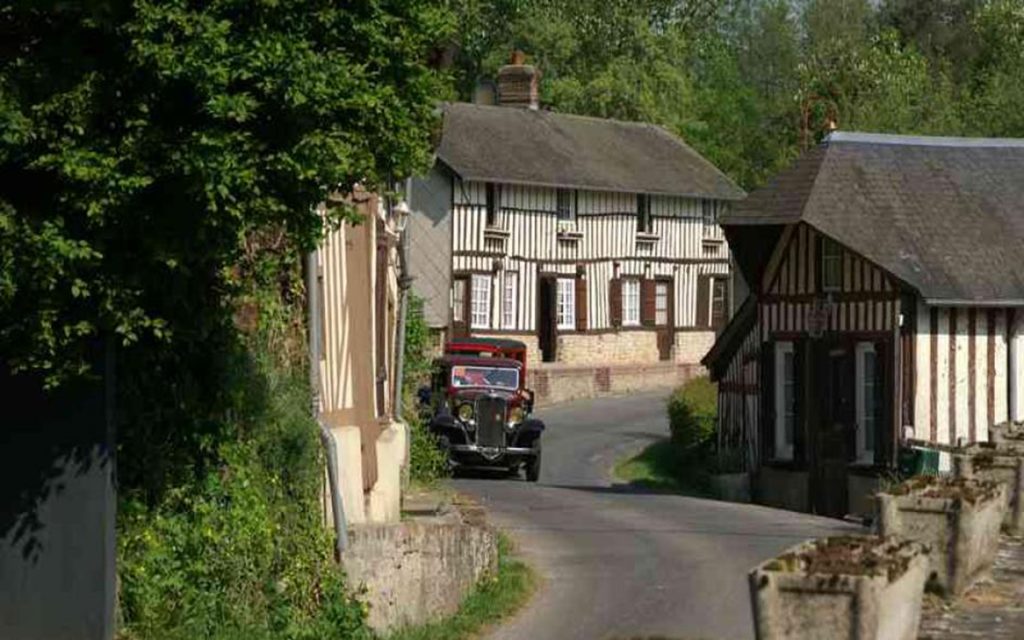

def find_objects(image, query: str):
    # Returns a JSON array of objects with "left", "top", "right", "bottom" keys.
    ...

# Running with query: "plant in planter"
[
  {"left": 876, "top": 476, "right": 1006, "bottom": 597},
  {"left": 749, "top": 535, "right": 929, "bottom": 640},
  {"left": 955, "top": 443, "right": 1023, "bottom": 534}
]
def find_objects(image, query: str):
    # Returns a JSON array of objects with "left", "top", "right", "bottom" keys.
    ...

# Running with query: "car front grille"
[{"left": 475, "top": 396, "right": 507, "bottom": 448}]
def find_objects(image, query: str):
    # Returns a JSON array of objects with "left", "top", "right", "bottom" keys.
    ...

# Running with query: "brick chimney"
[{"left": 497, "top": 50, "right": 540, "bottom": 109}]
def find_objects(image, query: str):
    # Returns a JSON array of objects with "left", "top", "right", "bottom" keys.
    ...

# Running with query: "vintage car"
[{"left": 421, "top": 339, "right": 544, "bottom": 481}]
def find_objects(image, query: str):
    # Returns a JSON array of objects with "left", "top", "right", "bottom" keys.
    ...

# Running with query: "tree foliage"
[
  {"left": 0, "top": 0, "right": 451, "bottom": 388},
  {"left": 446, "top": 0, "right": 1024, "bottom": 190}
]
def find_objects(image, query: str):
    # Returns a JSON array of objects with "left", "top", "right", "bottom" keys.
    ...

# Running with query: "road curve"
[{"left": 454, "top": 391, "right": 859, "bottom": 640}]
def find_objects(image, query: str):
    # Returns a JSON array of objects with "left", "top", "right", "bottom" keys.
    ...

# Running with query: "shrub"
[
  {"left": 117, "top": 315, "right": 372, "bottom": 639},
  {"left": 667, "top": 376, "right": 718, "bottom": 450},
  {"left": 401, "top": 293, "right": 449, "bottom": 486},
  {"left": 405, "top": 403, "right": 449, "bottom": 486}
]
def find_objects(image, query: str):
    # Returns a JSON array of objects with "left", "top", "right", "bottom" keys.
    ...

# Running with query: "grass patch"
[
  {"left": 613, "top": 439, "right": 713, "bottom": 497},
  {"left": 386, "top": 533, "right": 535, "bottom": 640}
]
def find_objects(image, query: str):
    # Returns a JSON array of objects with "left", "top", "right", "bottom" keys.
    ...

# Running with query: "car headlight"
[
  {"left": 457, "top": 403, "right": 474, "bottom": 422},
  {"left": 508, "top": 406, "right": 525, "bottom": 425}
]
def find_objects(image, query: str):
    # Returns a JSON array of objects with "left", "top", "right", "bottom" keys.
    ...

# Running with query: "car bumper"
[{"left": 449, "top": 444, "right": 538, "bottom": 466}]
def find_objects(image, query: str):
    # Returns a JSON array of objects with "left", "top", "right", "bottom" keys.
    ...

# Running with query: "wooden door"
[
  {"left": 655, "top": 280, "right": 673, "bottom": 361},
  {"left": 811, "top": 341, "right": 853, "bottom": 518},
  {"left": 538, "top": 276, "right": 558, "bottom": 362}
]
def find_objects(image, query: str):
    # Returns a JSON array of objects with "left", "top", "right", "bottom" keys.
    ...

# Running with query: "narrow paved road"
[{"left": 454, "top": 391, "right": 859, "bottom": 640}]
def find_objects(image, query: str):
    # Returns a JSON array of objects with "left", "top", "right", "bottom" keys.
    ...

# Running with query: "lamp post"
[{"left": 391, "top": 190, "right": 415, "bottom": 492}]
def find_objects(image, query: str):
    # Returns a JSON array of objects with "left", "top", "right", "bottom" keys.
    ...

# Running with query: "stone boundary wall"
[
  {"left": 341, "top": 520, "right": 497, "bottom": 633},
  {"left": 529, "top": 361, "right": 704, "bottom": 407}
]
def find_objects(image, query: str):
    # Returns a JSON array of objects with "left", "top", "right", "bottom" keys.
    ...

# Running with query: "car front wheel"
[{"left": 525, "top": 443, "right": 542, "bottom": 482}]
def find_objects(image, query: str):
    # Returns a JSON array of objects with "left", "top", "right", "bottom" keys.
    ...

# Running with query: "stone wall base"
[
  {"left": 529, "top": 361, "right": 704, "bottom": 407},
  {"left": 342, "top": 519, "right": 497, "bottom": 633}
]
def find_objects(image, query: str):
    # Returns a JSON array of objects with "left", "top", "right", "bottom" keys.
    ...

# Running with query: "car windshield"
[{"left": 450, "top": 366, "right": 519, "bottom": 390}]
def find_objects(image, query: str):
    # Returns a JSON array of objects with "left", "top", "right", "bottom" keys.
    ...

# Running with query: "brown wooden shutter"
[
  {"left": 575, "top": 275, "right": 588, "bottom": 332},
  {"left": 609, "top": 277, "right": 622, "bottom": 328},
  {"left": 641, "top": 278, "right": 656, "bottom": 327},
  {"left": 695, "top": 274, "right": 711, "bottom": 327}
]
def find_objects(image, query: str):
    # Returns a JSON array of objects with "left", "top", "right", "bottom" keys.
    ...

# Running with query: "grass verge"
[
  {"left": 385, "top": 533, "right": 536, "bottom": 640},
  {"left": 613, "top": 439, "right": 713, "bottom": 497}
]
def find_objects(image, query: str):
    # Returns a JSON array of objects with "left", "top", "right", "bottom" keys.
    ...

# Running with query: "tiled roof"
[
  {"left": 722, "top": 132, "right": 1024, "bottom": 303},
  {"left": 436, "top": 102, "right": 745, "bottom": 201}
]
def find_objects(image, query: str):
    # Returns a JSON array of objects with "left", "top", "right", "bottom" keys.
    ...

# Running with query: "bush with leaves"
[
  {"left": 667, "top": 376, "right": 718, "bottom": 451},
  {"left": 400, "top": 293, "right": 449, "bottom": 485}
]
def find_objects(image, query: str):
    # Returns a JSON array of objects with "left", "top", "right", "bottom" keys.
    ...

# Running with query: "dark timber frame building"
[{"left": 705, "top": 132, "right": 1024, "bottom": 518}]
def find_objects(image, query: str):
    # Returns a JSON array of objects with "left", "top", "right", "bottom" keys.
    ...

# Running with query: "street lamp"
[{"left": 392, "top": 199, "right": 411, "bottom": 234}]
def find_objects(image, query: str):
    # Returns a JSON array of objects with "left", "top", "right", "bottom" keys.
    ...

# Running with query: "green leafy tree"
[{"left": 0, "top": 0, "right": 451, "bottom": 389}]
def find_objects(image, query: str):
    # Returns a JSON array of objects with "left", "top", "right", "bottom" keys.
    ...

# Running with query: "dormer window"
[
  {"left": 637, "top": 194, "right": 652, "bottom": 234},
  {"left": 702, "top": 199, "right": 717, "bottom": 227},
  {"left": 556, "top": 188, "right": 575, "bottom": 223},
  {"left": 486, "top": 182, "right": 499, "bottom": 227}
]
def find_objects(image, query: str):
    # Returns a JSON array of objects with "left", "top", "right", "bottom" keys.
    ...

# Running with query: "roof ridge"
[
  {"left": 826, "top": 131, "right": 1024, "bottom": 148},
  {"left": 445, "top": 100, "right": 668, "bottom": 130}
]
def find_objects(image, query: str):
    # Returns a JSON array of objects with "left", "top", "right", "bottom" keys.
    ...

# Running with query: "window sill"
[
  {"left": 701, "top": 237, "right": 724, "bottom": 245},
  {"left": 557, "top": 229, "right": 583, "bottom": 242},
  {"left": 483, "top": 226, "right": 511, "bottom": 239},
  {"left": 635, "top": 232, "right": 660, "bottom": 244}
]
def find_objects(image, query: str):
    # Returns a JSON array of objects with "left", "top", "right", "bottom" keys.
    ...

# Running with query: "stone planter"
[
  {"left": 989, "top": 420, "right": 1024, "bottom": 445},
  {"left": 876, "top": 476, "right": 1006, "bottom": 597},
  {"left": 749, "top": 536, "right": 929, "bottom": 640},
  {"left": 955, "top": 443, "right": 1023, "bottom": 534},
  {"left": 986, "top": 421, "right": 1024, "bottom": 454},
  {"left": 710, "top": 472, "right": 751, "bottom": 503}
]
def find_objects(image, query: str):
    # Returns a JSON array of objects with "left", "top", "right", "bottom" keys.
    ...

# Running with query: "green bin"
[{"left": 897, "top": 446, "right": 940, "bottom": 477}]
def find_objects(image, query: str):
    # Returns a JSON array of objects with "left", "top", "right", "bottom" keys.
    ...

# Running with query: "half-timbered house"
[
  {"left": 704, "top": 132, "right": 1024, "bottom": 519},
  {"left": 407, "top": 56, "right": 744, "bottom": 390}
]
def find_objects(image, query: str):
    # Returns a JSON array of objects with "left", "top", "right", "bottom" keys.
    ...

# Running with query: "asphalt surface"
[{"left": 454, "top": 390, "right": 860, "bottom": 640}]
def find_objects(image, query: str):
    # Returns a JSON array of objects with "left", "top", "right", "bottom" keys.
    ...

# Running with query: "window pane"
[
  {"left": 556, "top": 278, "right": 575, "bottom": 329},
  {"left": 557, "top": 189, "right": 573, "bottom": 222},
  {"left": 471, "top": 274, "right": 491, "bottom": 328},
  {"left": 503, "top": 272, "right": 517, "bottom": 329},
  {"left": 622, "top": 279, "right": 640, "bottom": 326},
  {"left": 655, "top": 283, "right": 668, "bottom": 325},
  {"left": 702, "top": 199, "right": 717, "bottom": 226}
]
